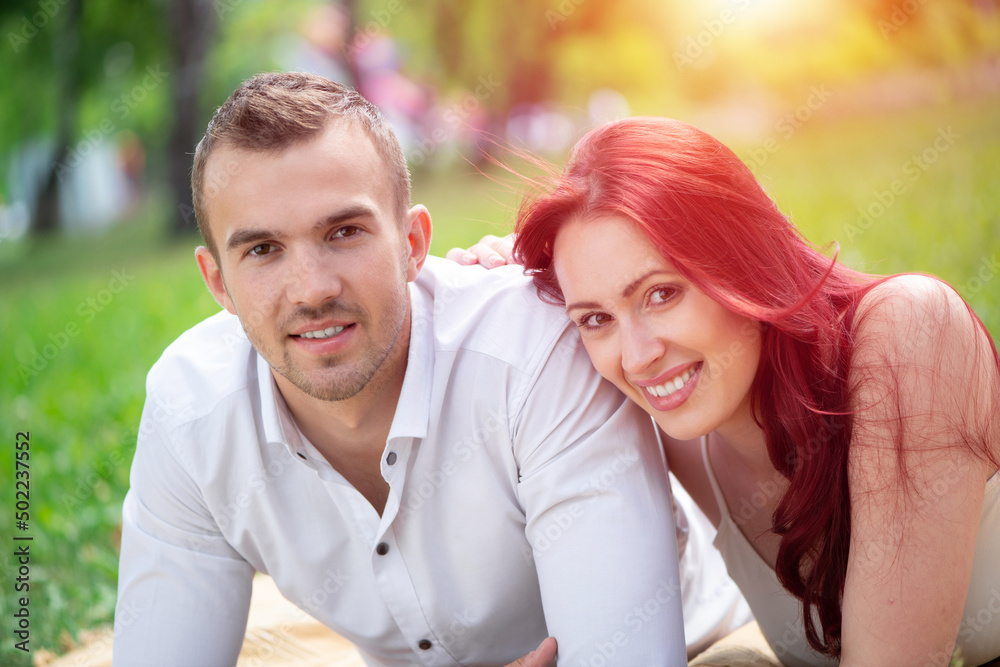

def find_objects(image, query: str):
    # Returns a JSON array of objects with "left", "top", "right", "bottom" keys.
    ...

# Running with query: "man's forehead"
[{"left": 203, "top": 120, "right": 388, "bottom": 203}]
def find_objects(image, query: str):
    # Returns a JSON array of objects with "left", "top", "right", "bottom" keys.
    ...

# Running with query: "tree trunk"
[
  {"left": 31, "top": 0, "right": 81, "bottom": 237},
  {"left": 167, "top": 0, "right": 216, "bottom": 238}
]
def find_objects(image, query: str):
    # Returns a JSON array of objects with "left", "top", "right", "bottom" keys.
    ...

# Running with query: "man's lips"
[
  {"left": 289, "top": 321, "right": 353, "bottom": 339},
  {"left": 288, "top": 322, "right": 356, "bottom": 356}
]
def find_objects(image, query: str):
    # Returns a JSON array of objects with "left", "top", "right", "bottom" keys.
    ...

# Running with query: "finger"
[
  {"left": 504, "top": 637, "right": 558, "bottom": 667},
  {"left": 466, "top": 242, "right": 507, "bottom": 268},
  {"left": 445, "top": 247, "right": 479, "bottom": 265},
  {"left": 494, "top": 233, "right": 516, "bottom": 262}
]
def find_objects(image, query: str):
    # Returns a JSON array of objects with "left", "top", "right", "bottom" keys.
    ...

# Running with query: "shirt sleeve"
[
  {"left": 113, "top": 410, "right": 254, "bottom": 666},
  {"left": 513, "top": 326, "right": 687, "bottom": 665}
]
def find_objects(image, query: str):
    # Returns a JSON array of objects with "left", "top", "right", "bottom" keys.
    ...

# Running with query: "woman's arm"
[{"left": 841, "top": 275, "right": 998, "bottom": 666}]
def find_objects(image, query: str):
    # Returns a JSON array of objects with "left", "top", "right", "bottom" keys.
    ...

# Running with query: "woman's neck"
[{"left": 712, "top": 406, "right": 774, "bottom": 481}]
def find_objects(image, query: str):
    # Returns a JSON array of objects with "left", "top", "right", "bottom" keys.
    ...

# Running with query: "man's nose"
[{"left": 285, "top": 246, "right": 343, "bottom": 307}]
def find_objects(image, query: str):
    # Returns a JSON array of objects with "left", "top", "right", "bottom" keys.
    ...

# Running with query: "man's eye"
[
  {"left": 249, "top": 244, "right": 275, "bottom": 256},
  {"left": 334, "top": 226, "right": 360, "bottom": 238}
]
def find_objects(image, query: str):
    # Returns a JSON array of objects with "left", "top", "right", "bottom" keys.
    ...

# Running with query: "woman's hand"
[
  {"left": 445, "top": 233, "right": 517, "bottom": 268},
  {"left": 503, "top": 637, "right": 557, "bottom": 667}
]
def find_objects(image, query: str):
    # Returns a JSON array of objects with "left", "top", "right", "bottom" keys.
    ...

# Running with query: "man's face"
[{"left": 196, "top": 120, "right": 429, "bottom": 403}]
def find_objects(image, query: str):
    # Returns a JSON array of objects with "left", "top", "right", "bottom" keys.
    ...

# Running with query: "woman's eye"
[
  {"left": 249, "top": 243, "right": 276, "bottom": 256},
  {"left": 581, "top": 312, "right": 612, "bottom": 329},
  {"left": 649, "top": 286, "right": 677, "bottom": 305}
]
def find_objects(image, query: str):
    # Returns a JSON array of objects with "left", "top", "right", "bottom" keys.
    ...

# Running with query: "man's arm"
[
  {"left": 113, "top": 415, "right": 254, "bottom": 666},
  {"left": 513, "top": 326, "right": 687, "bottom": 665}
]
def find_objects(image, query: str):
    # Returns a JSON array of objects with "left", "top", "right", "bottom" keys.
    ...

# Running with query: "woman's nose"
[{"left": 620, "top": 318, "right": 665, "bottom": 376}]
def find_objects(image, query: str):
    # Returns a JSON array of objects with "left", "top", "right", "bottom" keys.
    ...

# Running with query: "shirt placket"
[{"left": 371, "top": 437, "right": 461, "bottom": 666}]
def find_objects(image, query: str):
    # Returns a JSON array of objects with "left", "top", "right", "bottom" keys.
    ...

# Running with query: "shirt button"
[
  {"left": 418, "top": 639, "right": 432, "bottom": 650},
  {"left": 386, "top": 451, "right": 397, "bottom": 465},
  {"left": 376, "top": 542, "right": 389, "bottom": 555}
]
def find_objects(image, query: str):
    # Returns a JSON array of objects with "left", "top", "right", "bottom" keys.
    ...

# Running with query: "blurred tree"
[
  {"left": 0, "top": 0, "right": 186, "bottom": 238},
  {"left": 30, "top": 0, "right": 81, "bottom": 236},
  {"left": 167, "top": 0, "right": 216, "bottom": 237}
]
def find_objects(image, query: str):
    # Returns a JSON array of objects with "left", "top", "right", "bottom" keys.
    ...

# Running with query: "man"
[{"left": 113, "top": 72, "right": 744, "bottom": 666}]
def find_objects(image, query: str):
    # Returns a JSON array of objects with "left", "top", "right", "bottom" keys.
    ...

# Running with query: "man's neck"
[{"left": 273, "top": 315, "right": 411, "bottom": 515}]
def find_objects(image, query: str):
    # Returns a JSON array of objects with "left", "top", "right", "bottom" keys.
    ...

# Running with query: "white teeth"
[
  {"left": 299, "top": 326, "right": 345, "bottom": 339},
  {"left": 645, "top": 367, "right": 695, "bottom": 399}
]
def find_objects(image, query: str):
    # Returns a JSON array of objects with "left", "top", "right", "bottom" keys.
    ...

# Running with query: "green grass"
[{"left": 1, "top": 100, "right": 998, "bottom": 666}]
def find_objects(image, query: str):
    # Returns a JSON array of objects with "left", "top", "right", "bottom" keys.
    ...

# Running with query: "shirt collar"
[
  {"left": 256, "top": 351, "right": 310, "bottom": 459},
  {"left": 387, "top": 282, "right": 434, "bottom": 443}
]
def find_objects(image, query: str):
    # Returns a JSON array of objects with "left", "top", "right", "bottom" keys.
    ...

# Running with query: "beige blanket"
[{"left": 42, "top": 575, "right": 781, "bottom": 667}]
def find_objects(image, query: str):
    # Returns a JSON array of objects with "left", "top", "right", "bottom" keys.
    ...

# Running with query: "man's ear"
[
  {"left": 403, "top": 205, "right": 433, "bottom": 281},
  {"left": 195, "top": 246, "right": 237, "bottom": 315}
]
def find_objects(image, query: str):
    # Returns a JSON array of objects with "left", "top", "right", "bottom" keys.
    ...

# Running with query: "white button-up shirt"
[{"left": 113, "top": 258, "right": 690, "bottom": 666}]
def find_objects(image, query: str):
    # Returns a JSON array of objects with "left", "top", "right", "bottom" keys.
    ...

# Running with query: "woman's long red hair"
[{"left": 512, "top": 117, "right": 997, "bottom": 656}]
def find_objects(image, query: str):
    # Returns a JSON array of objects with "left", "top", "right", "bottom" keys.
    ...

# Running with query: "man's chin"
[{"left": 275, "top": 364, "right": 371, "bottom": 403}]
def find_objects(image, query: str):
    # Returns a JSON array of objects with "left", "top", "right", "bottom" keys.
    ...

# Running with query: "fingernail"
[
  {"left": 488, "top": 254, "right": 503, "bottom": 267},
  {"left": 462, "top": 252, "right": 477, "bottom": 264}
]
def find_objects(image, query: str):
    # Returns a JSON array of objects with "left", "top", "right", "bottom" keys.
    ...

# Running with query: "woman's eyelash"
[{"left": 576, "top": 312, "right": 609, "bottom": 329}]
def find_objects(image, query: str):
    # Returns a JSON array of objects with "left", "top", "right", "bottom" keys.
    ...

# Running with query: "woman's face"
[{"left": 553, "top": 215, "right": 763, "bottom": 441}]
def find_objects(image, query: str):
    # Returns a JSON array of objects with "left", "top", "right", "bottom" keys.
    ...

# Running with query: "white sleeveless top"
[{"left": 700, "top": 436, "right": 1000, "bottom": 666}]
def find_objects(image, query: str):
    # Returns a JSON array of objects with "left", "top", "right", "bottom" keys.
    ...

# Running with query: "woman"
[{"left": 450, "top": 117, "right": 1000, "bottom": 666}]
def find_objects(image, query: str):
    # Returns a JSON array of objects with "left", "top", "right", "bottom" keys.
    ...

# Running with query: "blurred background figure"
[{"left": 282, "top": 3, "right": 356, "bottom": 87}]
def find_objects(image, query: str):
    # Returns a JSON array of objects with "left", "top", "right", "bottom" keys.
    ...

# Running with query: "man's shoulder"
[
  {"left": 416, "top": 256, "right": 576, "bottom": 367},
  {"left": 144, "top": 310, "right": 256, "bottom": 428}
]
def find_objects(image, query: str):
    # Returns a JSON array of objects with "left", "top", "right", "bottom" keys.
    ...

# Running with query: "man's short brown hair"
[{"left": 191, "top": 72, "right": 411, "bottom": 257}]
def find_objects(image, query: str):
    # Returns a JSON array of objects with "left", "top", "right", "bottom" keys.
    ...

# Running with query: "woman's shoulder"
[
  {"left": 849, "top": 273, "right": 999, "bottom": 459},
  {"left": 852, "top": 273, "right": 979, "bottom": 360},
  {"left": 856, "top": 273, "right": 964, "bottom": 322}
]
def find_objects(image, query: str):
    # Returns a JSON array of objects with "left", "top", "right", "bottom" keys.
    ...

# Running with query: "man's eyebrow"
[
  {"left": 564, "top": 270, "right": 672, "bottom": 313},
  {"left": 313, "top": 204, "right": 376, "bottom": 232},
  {"left": 225, "top": 205, "right": 378, "bottom": 253},
  {"left": 226, "top": 228, "right": 281, "bottom": 253}
]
